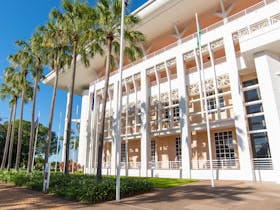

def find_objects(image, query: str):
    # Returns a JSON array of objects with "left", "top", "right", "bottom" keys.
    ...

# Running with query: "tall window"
[
  {"left": 175, "top": 137, "right": 181, "bottom": 161},
  {"left": 243, "top": 79, "right": 271, "bottom": 159},
  {"left": 214, "top": 131, "right": 235, "bottom": 160},
  {"left": 121, "top": 144, "right": 126, "bottom": 162},
  {"left": 206, "top": 90, "right": 225, "bottom": 110},
  {"left": 151, "top": 140, "right": 156, "bottom": 162},
  {"left": 173, "top": 100, "right": 180, "bottom": 121}
]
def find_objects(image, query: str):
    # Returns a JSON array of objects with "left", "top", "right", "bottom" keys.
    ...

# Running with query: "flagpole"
[
  {"left": 195, "top": 13, "right": 215, "bottom": 188},
  {"left": 116, "top": 0, "right": 127, "bottom": 202},
  {"left": 55, "top": 112, "right": 62, "bottom": 172},
  {"left": 32, "top": 111, "right": 40, "bottom": 171}
]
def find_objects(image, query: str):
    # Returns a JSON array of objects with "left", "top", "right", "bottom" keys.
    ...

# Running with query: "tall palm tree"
[
  {"left": 9, "top": 46, "right": 33, "bottom": 171},
  {"left": 49, "top": 0, "right": 97, "bottom": 175},
  {"left": 2, "top": 67, "right": 22, "bottom": 170},
  {"left": 41, "top": 21, "right": 72, "bottom": 173},
  {"left": 93, "top": 0, "right": 145, "bottom": 180},
  {"left": 27, "top": 29, "right": 46, "bottom": 173},
  {"left": 0, "top": 72, "right": 15, "bottom": 170}
]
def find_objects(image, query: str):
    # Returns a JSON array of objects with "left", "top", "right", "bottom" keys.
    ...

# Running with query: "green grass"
[{"left": 145, "top": 177, "right": 197, "bottom": 188}]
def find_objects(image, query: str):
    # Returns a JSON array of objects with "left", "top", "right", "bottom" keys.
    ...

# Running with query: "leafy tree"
[
  {"left": 27, "top": 28, "right": 47, "bottom": 173},
  {"left": 49, "top": 0, "right": 97, "bottom": 175},
  {"left": 41, "top": 20, "right": 72, "bottom": 173},
  {"left": 0, "top": 67, "right": 21, "bottom": 170},
  {"left": 93, "top": 0, "right": 145, "bottom": 180},
  {"left": 0, "top": 120, "right": 57, "bottom": 169},
  {"left": 8, "top": 44, "right": 33, "bottom": 171}
]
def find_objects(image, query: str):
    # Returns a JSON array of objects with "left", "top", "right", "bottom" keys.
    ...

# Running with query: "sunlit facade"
[{"left": 44, "top": 0, "right": 280, "bottom": 182}]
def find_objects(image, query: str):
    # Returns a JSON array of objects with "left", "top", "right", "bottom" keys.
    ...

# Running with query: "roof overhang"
[{"left": 43, "top": 0, "right": 221, "bottom": 95}]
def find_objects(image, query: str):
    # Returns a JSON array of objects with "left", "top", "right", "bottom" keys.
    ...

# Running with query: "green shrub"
[{"left": 0, "top": 170, "right": 153, "bottom": 204}]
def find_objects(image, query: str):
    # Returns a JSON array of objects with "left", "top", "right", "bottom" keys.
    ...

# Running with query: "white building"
[{"left": 44, "top": 0, "right": 280, "bottom": 183}]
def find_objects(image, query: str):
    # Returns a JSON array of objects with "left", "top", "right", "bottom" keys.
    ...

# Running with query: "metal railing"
[
  {"left": 253, "top": 158, "right": 273, "bottom": 170},
  {"left": 192, "top": 159, "right": 240, "bottom": 170},
  {"left": 120, "top": 162, "right": 141, "bottom": 169},
  {"left": 102, "top": 162, "right": 111, "bottom": 169},
  {"left": 149, "top": 161, "right": 182, "bottom": 169}
]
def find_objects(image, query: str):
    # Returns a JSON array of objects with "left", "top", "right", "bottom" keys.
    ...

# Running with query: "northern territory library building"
[{"left": 44, "top": 0, "right": 280, "bottom": 183}]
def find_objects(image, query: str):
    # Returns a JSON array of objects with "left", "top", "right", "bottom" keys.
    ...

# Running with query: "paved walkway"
[{"left": 1, "top": 180, "right": 280, "bottom": 210}]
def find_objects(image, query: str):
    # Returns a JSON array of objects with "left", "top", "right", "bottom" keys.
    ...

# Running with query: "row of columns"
[{"left": 73, "top": 30, "right": 280, "bottom": 182}]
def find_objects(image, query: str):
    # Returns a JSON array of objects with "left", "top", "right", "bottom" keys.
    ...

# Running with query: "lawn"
[{"left": 146, "top": 177, "right": 197, "bottom": 188}]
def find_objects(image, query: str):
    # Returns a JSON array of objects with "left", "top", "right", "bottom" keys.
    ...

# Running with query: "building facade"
[{"left": 44, "top": 0, "right": 280, "bottom": 182}]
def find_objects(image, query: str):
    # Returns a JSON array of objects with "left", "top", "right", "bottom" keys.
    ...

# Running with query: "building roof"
[{"left": 42, "top": 0, "right": 225, "bottom": 95}]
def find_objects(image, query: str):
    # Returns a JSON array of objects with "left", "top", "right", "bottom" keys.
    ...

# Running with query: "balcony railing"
[
  {"left": 149, "top": 161, "right": 182, "bottom": 169},
  {"left": 253, "top": 158, "right": 273, "bottom": 170},
  {"left": 120, "top": 162, "right": 141, "bottom": 169},
  {"left": 192, "top": 159, "right": 240, "bottom": 170}
]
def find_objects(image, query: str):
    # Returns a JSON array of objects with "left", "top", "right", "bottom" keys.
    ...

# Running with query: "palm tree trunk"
[
  {"left": 27, "top": 73, "right": 39, "bottom": 173},
  {"left": 64, "top": 40, "right": 78, "bottom": 176},
  {"left": 7, "top": 99, "right": 18, "bottom": 171},
  {"left": 15, "top": 88, "right": 25, "bottom": 171},
  {"left": 96, "top": 36, "right": 112, "bottom": 181},
  {"left": 1, "top": 106, "right": 14, "bottom": 170},
  {"left": 44, "top": 68, "right": 59, "bottom": 169}
]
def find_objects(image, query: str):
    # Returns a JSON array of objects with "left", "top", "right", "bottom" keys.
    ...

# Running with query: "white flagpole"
[
  {"left": 195, "top": 13, "right": 215, "bottom": 187},
  {"left": 55, "top": 112, "right": 62, "bottom": 172},
  {"left": 32, "top": 111, "right": 40, "bottom": 171},
  {"left": 116, "top": 0, "right": 127, "bottom": 202}
]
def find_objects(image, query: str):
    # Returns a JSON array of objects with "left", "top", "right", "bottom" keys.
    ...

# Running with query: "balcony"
[{"left": 192, "top": 159, "right": 240, "bottom": 170}]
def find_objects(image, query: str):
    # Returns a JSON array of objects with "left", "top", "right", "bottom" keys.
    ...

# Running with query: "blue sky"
[{"left": 0, "top": 0, "right": 147, "bottom": 161}]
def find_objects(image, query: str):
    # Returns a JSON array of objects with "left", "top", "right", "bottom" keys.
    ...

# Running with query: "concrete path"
[{"left": 1, "top": 180, "right": 280, "bottom": 210}]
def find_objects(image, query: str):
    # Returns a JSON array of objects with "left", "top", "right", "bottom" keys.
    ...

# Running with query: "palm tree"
[
  {"left": 27, "top": 29, "right": 46, "bottom": 173},
  {"left": 41, "top": 21, "right": 72, "bottom": 173},
  {"left": 49, "top": 0, "right": 97, "bottom": 175},
  {"left": 93, "top": 0, "right": 145, "bottom": 180},
  {"left": 0, "top": 71, "right": 16, "bottom": 170},
  {"left": 2, "top": 67, "right": 22, "bottom": 170},
  {"left": 9, "top": 46, "right": 33, "bottom": 171}
]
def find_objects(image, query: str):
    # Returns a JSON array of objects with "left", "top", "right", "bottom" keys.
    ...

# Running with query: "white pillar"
[
  {"left": 62, "top": 91, "right": 71, "bottom": 163},
  {"left": 176, "top": 53, "right": 191, "bottom": 178},
  {"left": 77, "top": 90, "right": 90, "bottom": 168},
  {"left": 224, "top": 33, "right": 254, "bottom": 181},
  {"left": 254, "top": 52, "right": 280, "bottom": 183},
  {"left": 111, "top": 82, "right": 119, "bottom": 175},
  {"left": 140, "top": 67, "right": 150, "bottom": 177}
]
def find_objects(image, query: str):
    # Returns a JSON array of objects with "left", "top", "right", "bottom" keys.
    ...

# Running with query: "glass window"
[
  {"left": 175, "top": 137, "right": 181, "bottom": 161},
  {"left": 243, "top": 79, "right": 258, "bottom": 87},
  {"left": 244, "top": 89, "right": 261, "bottom": 102},
  {"left": 121, "top": 144, "right": 126, "bottom": 162},
  {"left": 246, "top": 104, "right": 263, "bottom": 114},
  {"left": 214, "top": 131, "right": 235, "bottom": 160},
  {"left": 248, "top": 115, "right": 266, "bottom": 130},
  {"left": 250, "top": 132, "right": 271, "bottom": 158},
  {"left": 151, "top": 140, "right": 156, "bottom": 162},
  {"left": 173, "top": 100, "right": 180, "bottom": 121},
  {"left": 206, "top": 90, "right": 225, "bottom": 110}
]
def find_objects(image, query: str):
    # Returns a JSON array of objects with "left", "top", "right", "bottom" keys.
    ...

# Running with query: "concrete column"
[
  {"left": 176, "top": 53, "right": 191, "bottom": 179},
  {"left": 140, "top": 67, "right": 150, "bottom": 177},
  {"left": 62, "top": 91, "right": 71, "bottom": 163},
  {"left": 77, "top": 90, "right": 90, "bottom": 168},
  {"left": 254, "top": 52, "right": 280, "bottom": 183},
  {"left": 110, "top": 82, "right": 119, "bottom": 175},
  {"left": 224, "top": 33, "right": 254, "bottom": 181},
  {"left": 86, "top": 87, "right": 97, "bottom": 173}
]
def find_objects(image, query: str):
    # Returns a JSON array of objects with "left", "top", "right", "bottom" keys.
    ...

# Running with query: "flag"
[
  {"left": 125, "top": 0, "right": 129, "bottom": 7},
  {"left": 91, "top": 94, "right": 95, "bottom": 111},
  {"left": 34, "top": 112, "right": 40, "bottom": 130},
  {"left": 196, "top": 13, "right": 202, "bottom": 48}
]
